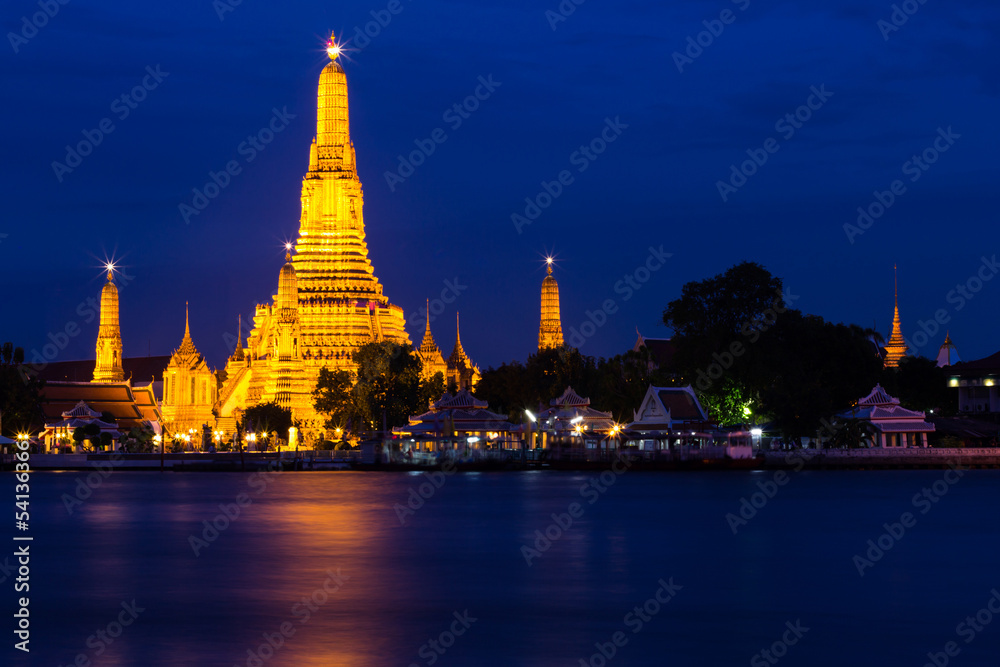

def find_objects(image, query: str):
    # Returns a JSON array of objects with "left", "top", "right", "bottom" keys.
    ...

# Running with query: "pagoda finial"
[
  {"left": 237, "top": 314, "right": 243, "bottom": 349},
  {"left": 546, "top": 256, "right": 554, "bottom": 276},
  {"left": 326, "top": 31, "right": 340, "bottom": 60},
  {"left": 425, "top": 299, "right": 432, "bottom": 336},
  {"left": 185, "top": 301, "right": 190, "bottom": 339}
]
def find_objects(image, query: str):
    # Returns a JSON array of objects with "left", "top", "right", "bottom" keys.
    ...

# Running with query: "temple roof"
[
  {"left": 634, "top": 332, "right": 677, "bottom": 370},
  {"left": 657, "top": 388, "right": 706, "bottom": 421},
  {"left": 433, "top": 390, "right": 488, "bottom": 410},
  {"left": 169, "top": 303, "right": 208, "bottom": 370},
  {"left": 36, "top": 356, "right": 170, "bottom": 384},
  {"left": 858, "top": 384, "right": 899, "bottom": 407},
  {"left": 40, "top": 381, "right": 161, "bottom": 429},
  {"left": 936, "top": 332, "right": 960, "bottom": 367},
  {"left": 550, "top": 386, "right": 590, "bottom": 407},
  {"left": 950, "top": 349, "right": 1000, "bottom": 375},
  {"left": 447, "top": 312, "right": 472, "bottom": 367}
]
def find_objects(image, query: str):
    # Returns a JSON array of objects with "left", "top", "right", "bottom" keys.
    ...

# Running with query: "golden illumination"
[
  {"left": 986, "top": 378, "right": 996, "bottom": 387},
  {"left": 93, "top": 264, "right": 124, "bottom": 382},
  {"left": 538, "top": 257, "right": 564, "bottom": 351},
  {"left": 884, "top": 264, "right": 908, "bottom": 368}
]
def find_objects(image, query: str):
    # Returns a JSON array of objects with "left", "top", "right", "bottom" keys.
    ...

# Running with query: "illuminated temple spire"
[
  {"left": 289, "top": 30, "right": 409, "bottom": 359},
  {"left": 93, "top": 265, "right": 124, "bottom": 382},
  {"left": 884, "top": 264, "right": 908, "bottom": 368},
  {"left": 446, "top": 312, "right": 479, "bottom": 391},
  {"left": 538, "top": 258, "right": 564, "bottom": 351}
]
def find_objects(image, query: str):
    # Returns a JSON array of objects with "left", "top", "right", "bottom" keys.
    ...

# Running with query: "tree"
[
  {"left": 313, "top": 367, "right": 358, "bottom": 431},
  {"left": 350, "top": 341, "right": 425, "bottom": 432},
  {"left": 240, "top": 401, "right": 294, "bottom": 447},
  {"left": 881, "top": 356, "right": 951, "bottom": 415},
  {"left": 0, "top": 341, "right": 44, "bottom": 437},
  {"left": 828, "top": 417, "right": 878, "bottom": 449}
]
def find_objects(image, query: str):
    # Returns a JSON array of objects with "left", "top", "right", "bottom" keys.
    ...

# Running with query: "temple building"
[
  {"left": 883, "top": 265, "right": 908, "bottom": 368},
  {"left": 538, "top": 258, "right": 564, "bottom": 351},
  {"left": 393, "top": 390, "right": 516, "bottom": 450},
  {"left": 446, "top": 312, "right": 480, "bottom": 390},
  {"left": 534, "top": 386, "right": 614, "bottom": 449},
  {"left": 93, "top": 267, "right": 124, "bottom": 382},
  {"left": 416, "top": 300, "right": 447, "bottom": 383},
  {"left": 839, "top": 384, "right": 935, "bottom": 447},
  {"left": 937, "top": 332, "right": 961, "bottom": 367},
  {"left": 213, "top": 34, "right": 412, "bottom": 438},
  {"left": 37, "top": 267, "right": 162, "bottom": 450},
  {"left": 161, "top": 304, "right": 218, "bottom": 435}
]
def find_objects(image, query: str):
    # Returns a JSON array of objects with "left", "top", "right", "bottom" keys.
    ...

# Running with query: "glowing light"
[
  {"left": 570, "top": 416, "right": 583, "bottom": 424},
  {"left": 16, "top": 432, "right": 29, "bottom": 442},
  {"left": 546, "top": 256, "right": 553, "bottom": 265},
  {"left": 525, "top": 410, "right": 536, "bottom": 423},
  {"left": 105, "top": 262, "right": 115, "bottom": 273},
  {"left": 949, "top": 378, "right": 959, "bottom": 387},
  {"left": 986, "top": 378, "right": 996, "bottom": 387},
  {"left": 751, "top": 428, "right": 763, "bottom": 438},
  {"left": 285, "top": 242, "right": 292, "bottom": 251}
]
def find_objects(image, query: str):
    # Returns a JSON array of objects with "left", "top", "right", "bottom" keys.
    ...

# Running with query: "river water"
[{"left": 7, "top": 468, "right": 1000, "bottom": 666}]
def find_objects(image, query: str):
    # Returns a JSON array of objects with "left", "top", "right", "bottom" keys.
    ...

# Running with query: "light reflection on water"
[{"left": 16, "top": 470, "right": 1000, "bottom": 666}]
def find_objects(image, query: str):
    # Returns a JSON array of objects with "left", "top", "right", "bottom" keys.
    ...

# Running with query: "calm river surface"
[{"left": 7, "top": 469, "right": 1000, "bottom": 666}]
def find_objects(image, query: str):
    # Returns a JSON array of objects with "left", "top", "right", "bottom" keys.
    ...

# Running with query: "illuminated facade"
[
  {"left": 214, "top": 34, "right": 411, "bottom": 438},
  {"left": 445, "top": 312, "right": 480, "bottom": 391},
  {"left": 884, "top": 265, "right": 908, "bottom": 368},
  {"left": 161, "top": 304, "right": 218, "bottom": 435},
  {"left": 417, "top": 300, "right": 447, "bottom": 383},
  {"left": 538, "top": 258, "right": 564, "bottom": 351},
  {"left": 93, "top": 268, "right": 124, "bottom": 382}
]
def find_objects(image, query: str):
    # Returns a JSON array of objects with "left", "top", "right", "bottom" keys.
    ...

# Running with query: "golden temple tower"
[
  {"left": 884, "top": 265, "right": 908, "bottom": 368},
  {"left": 93, "top": 265, "right": 124, "bottom": 382},
  {"left": 161, "top": 303, "right": 218, "bottom": 435},
  {"left": 291, "top": 32, "right": 410, "bottom": 358},
  {"left": 217, "top": 35, "right": 411, "bottom": 436},
  {"left": 446, "top": 312, "right": 480, "bottom": 390},
  {"left": 538, "top": 258, "right": 564, "bottom": 351},
  {"left": 417, "top": 299, "right": 447, "bottom": 382}
]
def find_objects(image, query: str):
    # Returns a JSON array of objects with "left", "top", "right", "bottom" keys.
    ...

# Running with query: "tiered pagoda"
[{"left": 538, "top": 258, "right": 564, "bottom": 351}]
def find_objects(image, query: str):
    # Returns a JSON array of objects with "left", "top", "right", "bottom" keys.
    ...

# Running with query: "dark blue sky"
[{"left": 3, "top": 0, "right": 999, "bottom": 372}]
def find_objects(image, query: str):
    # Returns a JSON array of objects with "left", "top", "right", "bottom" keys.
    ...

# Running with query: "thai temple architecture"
[
  {"left": 883, "top": 265, "right": 908, "bottom": 368},
  {"left": 160, "top": 304, "right": 218, "bottom": 435},
  {"left": 93, "top": 266, "right": 124, "bottom": 382},
  {"left": 393, "top": 390, "right": 516, "bottom": 450},
  {"left": 209, "top": 34, "right": 412, "bottom": 438},
  {"left": 937, "top": 332, "right": 961, "bottom": 367},
  {"left": 534, "top": 386, "right": 614, "bottom": 449},
  {"left": 36, "top": 267, "right": 163, "bottom": 451},
  {"left": 538, "top": 257, "right": 564, "bottom": 351},
  {"left": 416, "top": 300, "right": 447, "bottom": 383},
  {"left": 840, "top": 384, "right": 934, "bottom": 447},
  {"left": 445, "top": 312, "right": 479, "bottom": 390}
]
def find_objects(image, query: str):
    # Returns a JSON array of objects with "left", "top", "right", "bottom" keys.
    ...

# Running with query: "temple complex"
[
  {"left": 212, "top": 34, "right": 411, "bottom": 438},
  {"left": 538, "top": 258, "right": 564, "bottom": 351},
  {"left": 883, "top": 265, "right": 908, "bottom": 368}
]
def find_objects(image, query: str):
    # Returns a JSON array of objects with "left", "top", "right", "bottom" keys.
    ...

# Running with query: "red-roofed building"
[{"left": 38, "top": 380, "right": 163, "bottom": 452}]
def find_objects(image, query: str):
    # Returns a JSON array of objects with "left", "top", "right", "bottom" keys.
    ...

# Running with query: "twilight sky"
[{"left": 3, "top": 0, "right": 999, "bottom": 372}]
